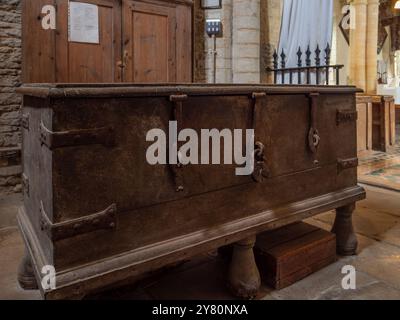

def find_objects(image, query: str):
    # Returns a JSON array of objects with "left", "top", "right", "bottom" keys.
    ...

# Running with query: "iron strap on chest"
[
  {"left": 169, "top": 94, "right": 188, "bottom": 192},
  {"left": 250, "top": 92, "right": 269, "bottom": 183},
  {"left": 39, "top": 122, "right": 115, "bottom": 150}
]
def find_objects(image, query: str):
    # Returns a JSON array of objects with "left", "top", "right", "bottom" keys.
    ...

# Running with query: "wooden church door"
[{"left": 122, "top": 0, "right": 177, "bottom": 83}]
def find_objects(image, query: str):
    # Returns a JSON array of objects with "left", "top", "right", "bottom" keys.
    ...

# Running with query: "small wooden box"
[{"left": 255, "top": 222, "right": 337, "bottom": 290}]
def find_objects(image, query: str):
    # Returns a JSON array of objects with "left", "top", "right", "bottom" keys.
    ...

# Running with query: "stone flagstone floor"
[
  {"left": 0, "top": 184, "right": 400, "bottom": 300},
  {"left": 358, "top": 128, "right": 400, "bottom": 191}
]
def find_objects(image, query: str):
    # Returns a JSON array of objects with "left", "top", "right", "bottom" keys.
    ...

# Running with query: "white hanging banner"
[{"left": 68, "top": 2, "right": 99, "bottom": 44}]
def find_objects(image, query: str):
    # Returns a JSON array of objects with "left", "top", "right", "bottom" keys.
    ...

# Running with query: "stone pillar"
[
  {"left": 366, "top": 0, "right": 380, "bottom": 94},
  {"left": 349, "top": 0, "right": 368, "bottom": 91},
  {"left": 260, "top": 0, "right": 283, "bottom": 84},
  {"left": 232, "top": 0, "right": 261, "bottom": 83}
]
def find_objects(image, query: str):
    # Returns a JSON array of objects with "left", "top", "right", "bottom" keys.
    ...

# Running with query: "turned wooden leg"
[
  {"left": 18, "top": 250, "right": 39, "bottom": 290},
  {"left": 332, "top": 203, "right": 358, "bottom": 256},
  {"left": 227, "top": 236, "right": 261, "bottom": 300}
]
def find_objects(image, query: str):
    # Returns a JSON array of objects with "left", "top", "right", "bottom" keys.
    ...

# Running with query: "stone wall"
[
  {"left": 0, "top": 0, "right": 22, "bottom": 194},
  {"left": 193, "top": 0, "right": 282, "bottom": 84},
  {"left": 232, "top": 0, "right": 260, "bottom": 83}
]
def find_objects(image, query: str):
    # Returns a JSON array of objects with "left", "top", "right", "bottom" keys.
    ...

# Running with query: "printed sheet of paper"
[{"left": 68, "top": 2, "right": 99, "bottom": 44}]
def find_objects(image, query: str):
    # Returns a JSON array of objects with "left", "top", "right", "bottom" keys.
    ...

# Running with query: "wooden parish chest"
[
  {"left": 16, "top": 84, "right": 365, "bottom": 299},
  {"left": 255, "top": 222, "right": 337, "bottom": 290}
]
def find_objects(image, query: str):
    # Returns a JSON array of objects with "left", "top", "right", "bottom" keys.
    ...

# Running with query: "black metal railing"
[{"left": 267, "top": 44, "right": 344, "bottom": 85}]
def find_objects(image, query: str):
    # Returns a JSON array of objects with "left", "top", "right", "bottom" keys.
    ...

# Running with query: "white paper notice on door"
[{"left": 68, "top": 2, "right": 99, "bottom": 44}]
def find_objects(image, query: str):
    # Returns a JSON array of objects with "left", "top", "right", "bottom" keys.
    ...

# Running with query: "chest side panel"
[{"left": 263, "top": 93, "right": 357, "bottom": 180}]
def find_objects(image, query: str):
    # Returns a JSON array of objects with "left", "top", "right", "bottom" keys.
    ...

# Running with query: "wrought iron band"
[
  {"left": 169, "top": 94, "right": 188, "bottom": 192},
  {"left": 40, "top": 122, "right": 115, "bottom": 150},
  {"left": 250, "top": 92, "right": 270, "bottom": 182},
  {"left": 40, "top": 202, "right": 118, "bottom": 242},
  {"left": 308, "top": 93, "right": 321, "bottom": 163}
]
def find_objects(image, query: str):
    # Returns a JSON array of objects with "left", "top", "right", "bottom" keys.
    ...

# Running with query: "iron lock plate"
[{"left": 337, "top": 109, "right": 358, "bottom": 125}]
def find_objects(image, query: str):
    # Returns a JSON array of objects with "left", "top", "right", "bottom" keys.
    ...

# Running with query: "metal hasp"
[
  {"left": 251, "top": 92, "right": 270, "bottom": 182},
  {"left": 308, "top": 93, "right": 321, "bottom": 153},
  {"left": 169, "top": 94, "right": 188, "bottom": 192},
  {"left": 40, "top": 122, "right": 115, "bottom": 150},
  {"left": 308, "top": 93, "right": 321, "bottom": 164},
  {"left": 40, "top": 202, "right": 118, "bottom": 242},
  {"left": 337, "top": 109, "right": 358, "bottom": 125}
]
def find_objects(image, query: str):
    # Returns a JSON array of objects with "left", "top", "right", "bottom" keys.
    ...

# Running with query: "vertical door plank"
[
  {"left": 123, "top": 0, "right": 177, "bottom": 83},
  {"left": 176, "top": 3, "right": 193, "bottom": 82},
  {"left": 22, "top": 0, "right": 56, "bottom": 83}
]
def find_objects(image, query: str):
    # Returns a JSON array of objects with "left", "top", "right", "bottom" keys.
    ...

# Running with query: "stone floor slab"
[
  {"left": 0, "top": 227, "right": 41, "bottom": 300},
  {"left": 315, "top": 205, "right": 400, "bottom": 247},
  {"left": 261, "top": 259, "right": 400, "bottom": 300},
  {"left": 357, "top": 185, "right": 400, "bottom": 218},
  {"left": 352, "top": 235, "right": 400, "bottom": 290},
  {"left": 0, "top": 193, "right": 22, "bottom": 230}
]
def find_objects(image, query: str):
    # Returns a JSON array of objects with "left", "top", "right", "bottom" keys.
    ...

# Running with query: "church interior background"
[{"left": 0, "top": 0, "right": 400, "bottom": 300}]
